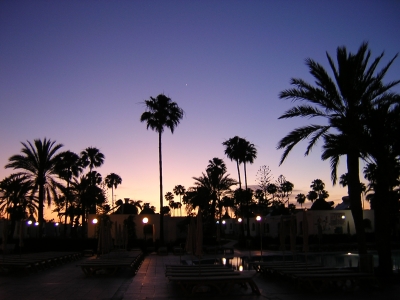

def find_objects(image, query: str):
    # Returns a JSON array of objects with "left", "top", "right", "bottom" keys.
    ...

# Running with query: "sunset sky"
[{"left": 1, "top": 1, "right": 399, "bottom": 217}]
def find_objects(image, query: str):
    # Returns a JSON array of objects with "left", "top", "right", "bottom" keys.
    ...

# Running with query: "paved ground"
[{"left": 1, "top": 249, "right": 399, "bottom": 300}]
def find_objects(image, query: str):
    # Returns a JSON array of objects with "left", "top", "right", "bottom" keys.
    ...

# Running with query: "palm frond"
[
  {"left": 277, "top": 125, "right": 326, "bottom": 165},
  {"left": 278, "top": 105, "right": 327, "bottom": 119}
]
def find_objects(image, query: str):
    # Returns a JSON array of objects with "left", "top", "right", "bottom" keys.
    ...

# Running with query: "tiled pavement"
[{"left": 1, "top": 250, "right": 400, "bottom": 300}]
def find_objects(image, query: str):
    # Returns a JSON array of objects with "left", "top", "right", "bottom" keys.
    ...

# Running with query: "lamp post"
[
  {"left": 238, "top": 217, "right": 242, "bottom": 237},
  {"left": 256, "top": 216, "right": 262, "bottom": 260},
  {"left": 142, "top": 217, "right": 148, "bottom": 250},
  {"left": 55, "top": 222, "right": 59, "bottom": 237},
  {"left": 92, "top": 218, "right": 98, "bottom": 238}
]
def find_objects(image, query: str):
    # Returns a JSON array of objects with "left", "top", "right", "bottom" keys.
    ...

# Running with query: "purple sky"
[{"left": 1, "top": 1, "right": 399, "bottom": 217}]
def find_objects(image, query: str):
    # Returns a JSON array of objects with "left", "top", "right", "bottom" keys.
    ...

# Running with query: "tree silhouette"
[
  {"left": 173, "top": 184, "right": 186, "bottom": 216},
  {"left": 5, "top": 138, "right": 63, "bottom": 237},
  {"left": 277, "top": 42, "right": 399, "bottom": 258},
  {"left": 295, "top": 193, "right": 306, "bottom": 208},
  {"left": 105, "top": 173, "right": 122, "bottom": 207},
  {"left": 140, "top": 94, "right": 184, "bottom": 243},
  {"left": 56, "top": 150, "right": 82, "bottom": 235}
]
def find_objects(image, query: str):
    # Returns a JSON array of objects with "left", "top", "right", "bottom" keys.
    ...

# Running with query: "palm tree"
[
  {"left": 70, "top": 174, "right": 106, "bottom": 236},
  {"left": 306, "top": 190, "right": 318, "bottom": 203},
  {"left": 363, "top": 97, "right": 400, "bottom": 275},
  {"left": 193, "top": 158, "right": 237, "bottom": 234},
  {"left": 266, "top": 183, "right": 278, "bottom": 202},
  {"left": 0, "top": 174, "right": 36, "bottom": 236},
  {"left": 105, "top": 173, "right": 122, "bottom": 207},
  {"left": 56, "top": 150, "right": 82, "bottom": 235},
  {"left": 295, "top": 193, "right": 306, "bottom": 208},
  {"left": 277, "top": 42, "right": 399, "bottom": 259},
  {"left": 173, "top": 184, "right": 186, "bottom": 216},
  {"left": 130, "top": 200, "right": 144, "bottom": 214},
  {"left": 5, "top": 138, "right": 63, "bottom": 237},
  {"left": 140, "top": 94, "right": 184, "bottom": 243},
  {"left": 222, "top": 136, "right": 246, "bottom": 189},
  {"left": 80, "top": 147, "right": 105, "bottom": 174},
  {"left": 242, "top": 140, "right": 257, "bottom": 190},
  {"left": 165, "top": 192, "right": 175, "bottom": 216}
]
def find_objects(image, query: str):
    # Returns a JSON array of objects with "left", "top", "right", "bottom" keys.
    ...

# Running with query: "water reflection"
[{"left": 202, "top": 250, "right": 400, "bottom": 271}]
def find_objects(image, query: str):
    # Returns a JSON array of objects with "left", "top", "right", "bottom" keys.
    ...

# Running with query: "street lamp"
[{"left": 256, "top": 216, "right": 263, "bottom": 260}]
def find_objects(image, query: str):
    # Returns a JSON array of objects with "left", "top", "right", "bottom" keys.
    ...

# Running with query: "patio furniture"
[{"left": 76, "top": 250, "right": 143, "bottom": 277}]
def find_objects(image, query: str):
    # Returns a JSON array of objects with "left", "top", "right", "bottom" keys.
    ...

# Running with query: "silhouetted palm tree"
[
  {"left": 295, "top": 193, "right": 306, "bottom": 208},
  {"left": 222, "top": 136, "right": 246, "bottom": 189},
  {"left": 363, "top": 97, "right": 400, "bottom": 275},
  {"left": 56, "top": 150, "right": 82, "bottom": 234},
  {"left": 242, "top": 140, "right": 257, "bottom": 190},
  {"left": 70, "top": 174, "right": 105, "bottom": 235},
  {"left": 193, "top": 158, "right": 237, "bottom": 233},
  {"left": 165, "top": 192, "right": 175, "bottom": 216},
  {"left": 140, "top": 94, "right": 184, "bottom": 243},
  {"left": 266, "top": 183, "right": 278, "bottom": 202},
  {"left": 173, "top": 184, "right": 186, "bottom": 216},
  {"left": 0, "top": 174, "right": 36, "bottom": 237},
  {"left": 80, "top": 147, "right": 105, "bottom": 174},
  {"left": 5, "top": 138, "right": 63, "bottom": 237},
  {"left": 277, "top": 42, "right": 399, "bottom": 258},
  {"left": 105, "top": 173, "right": 122, "bottom": 207},
  {"left": 306, "top": 190, "right": 318, "bottom": 203}
]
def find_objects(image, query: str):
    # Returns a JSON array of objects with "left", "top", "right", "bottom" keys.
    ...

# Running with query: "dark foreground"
[{"left": 1, "top": 251, "right": 399, "bottom": 300}]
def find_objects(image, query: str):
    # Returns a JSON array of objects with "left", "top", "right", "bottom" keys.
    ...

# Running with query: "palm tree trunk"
[
  {"left": 374, "top": 159, "right": 394, "bottom": 276},
  {"left": 159, "top": 131, "right": 164, "bottom": 244},
  {"left": 81, "top": 203, "right": 86, "bottom": 238},
  {"left": 244, "top": 162, "right": 250, "bottom": 238},
  {"left": 236, "top": 160, "right": 242, "bottom": 189},
  {"left": 111, "top": 187, "right": 114, "bottom": 207},
  {"left": 346, "top": 152, "right": 367, "bottom": 257},
  {"left": 64, "top": 179, "right": 70, "bottom": 237},
  {"left": 244, "top": 162, "right": 248, "bottom": 191},
  {"left": 38, "top": 182, "right": 44, "bottom": 238}
]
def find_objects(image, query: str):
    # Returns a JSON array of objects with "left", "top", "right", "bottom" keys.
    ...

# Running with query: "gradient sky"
[{"left": 1, "top": 1, "right": 400, "bottom": 218}]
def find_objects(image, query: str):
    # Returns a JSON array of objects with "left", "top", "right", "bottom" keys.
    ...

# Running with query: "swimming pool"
[{"left": 220, "top": 251, "right": 400, "bottom": 271}]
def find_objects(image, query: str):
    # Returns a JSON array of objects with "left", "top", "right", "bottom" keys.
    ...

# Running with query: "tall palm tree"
[
  {"left": 56, "top": 150, "right": 82, "bottom": 235},
  {"left": 173, "top": 184, "right": 186, "bottom": 216},
  {"left": 242, "top": 140, "right": 257, "bottom": 190},
  {"left": 140, "top": 94, "right": 184, "bottom": 243},
  {"left": 277, "top": 42, "right": 398, "bottom": 259},
  {"left": 222, "top": 136, "right": 246, "bottom": 189},
  {"left": 80, "top": 147, "right": 105, "bottom": 174},
  {"left": 105, "top": 173, "right": 122, "bottom": 207},
  {"left": 5, "top": 138, "right": 63, "bottom": 237}
]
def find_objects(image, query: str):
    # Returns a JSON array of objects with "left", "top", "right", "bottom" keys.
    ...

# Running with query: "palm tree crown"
[
  {"left": 140, "top": 94, "right": 184, "bottom": 134},
  {"left": 80, "top": 147, "right": 105, "bottom": 173}
]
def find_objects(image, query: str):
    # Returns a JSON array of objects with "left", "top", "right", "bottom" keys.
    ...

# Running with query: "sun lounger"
[
  {"left": 76, "top": 251, "right": 143, "bottom": 277},
  {"left": 0, "top": 251, "right": 82, "bottom": 274}
]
